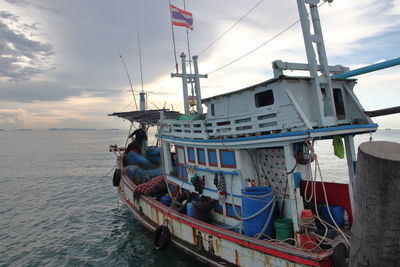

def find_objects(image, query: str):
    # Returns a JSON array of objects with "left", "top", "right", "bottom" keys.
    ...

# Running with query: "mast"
[
  {"left": 171, "top": 53, "right": 207, "bottom": 114},
  {"left": 297, "top": 0, "right": 337, "bottom": 127}
]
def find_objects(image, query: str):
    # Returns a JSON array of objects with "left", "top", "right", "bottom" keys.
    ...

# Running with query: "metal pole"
[
  {"left": 192, "top": 55, "right": 203, "bottom": 114},
  {"left": 180, "top": 53, "right": 189, "bottom": 114},
  {"left": 332, "top": 57, "right": 400, "bottom": 79},
  {"left": 168, "top": 0, "right": 179, "bottom": 72}
]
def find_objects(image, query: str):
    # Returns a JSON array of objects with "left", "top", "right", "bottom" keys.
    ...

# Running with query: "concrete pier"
[{"left": 350, "top": 141, "right": 400, "bottom": 267}]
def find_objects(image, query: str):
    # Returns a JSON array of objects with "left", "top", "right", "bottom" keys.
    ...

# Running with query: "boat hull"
[{"left": 118, "top": 174, "right": 332, "bottom": 267}]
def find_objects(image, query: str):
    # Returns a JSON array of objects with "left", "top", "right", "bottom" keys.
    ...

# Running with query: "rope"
[
  {"left": 303, "top": 141, "right": 351, "bottom": 247},
  {"left": 198, "top": 0, "right": 266, "bottom": 56},
  {"left": 207, "top": 1, "right": 327, "bottom": 75}
]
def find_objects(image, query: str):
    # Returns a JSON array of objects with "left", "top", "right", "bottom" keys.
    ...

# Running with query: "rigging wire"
[
  {"left": 119, "top": 53, "right": 138, "bottom": 110},
  {"left": 198, "top": 0, "right": 266, "bottom": 56},
  {"left": 207, "top": 1, "right": 326, "bottom": 76}
]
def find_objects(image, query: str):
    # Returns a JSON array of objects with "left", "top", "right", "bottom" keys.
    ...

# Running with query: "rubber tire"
[
  {"left": 331, "top": 243, "right": 348, "bottom": 267},
  {"left": 154, "top": 226, "right": 171, "bottom": 251},
  {"left": 113, "top": 169, "right": 121, "bottom": 186}
]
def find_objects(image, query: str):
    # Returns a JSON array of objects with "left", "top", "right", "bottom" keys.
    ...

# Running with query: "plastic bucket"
[
  {"left": 241, "top": 186, "right": 275, "bottom": 238},
  {"left": 320, "top": 205, "right": 344, "bottom": 227},
  {"left": 192, "top": 196, "right": 213, "bottom": 223},
  {"left": 274, "top": 218, "right": 294, "bottom": 244}
]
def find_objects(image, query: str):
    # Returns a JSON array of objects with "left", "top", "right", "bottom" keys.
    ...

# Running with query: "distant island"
[
  {"left": 16, "top": 129, "right": 32, "bottom": 131},
  {"left": 102, "top": 128, "right": 119, "bottom": 131},
  {"left": 48, "top": 128, "right": 96, "bottom": 131}
]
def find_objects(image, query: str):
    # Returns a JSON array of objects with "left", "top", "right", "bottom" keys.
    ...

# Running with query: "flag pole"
[
  {"left": 183, "top": 0, "right": 194, "bottom": 97},
  {"left": 168, "top": 0, "right": 179, "bottom": 73}
]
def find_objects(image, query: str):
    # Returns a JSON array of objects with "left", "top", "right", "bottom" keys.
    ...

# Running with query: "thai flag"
[{"left": 170, "top": 4, "right": 193, "bottom": 30}]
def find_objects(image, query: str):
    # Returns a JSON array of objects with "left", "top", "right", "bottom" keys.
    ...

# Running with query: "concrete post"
[{"left": 350, "top": 141, "right": 400, "bottom": 267}]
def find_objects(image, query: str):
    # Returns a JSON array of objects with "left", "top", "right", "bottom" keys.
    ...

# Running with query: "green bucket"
[{"left": 274, "top": 218, "right": 294, "bottom": 244}]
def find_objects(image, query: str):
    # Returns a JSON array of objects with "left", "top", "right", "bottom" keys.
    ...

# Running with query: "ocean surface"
[{"left": 1, "top": 129, "right": 399, "bottom": 266}]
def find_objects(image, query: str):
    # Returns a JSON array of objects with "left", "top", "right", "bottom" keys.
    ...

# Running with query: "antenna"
[
  {"left": 137, "top": 30, "right": 146, "bottom": 112},
  {"left": 137, "top": 30, "right": 145, "bottom": 93},
  {"left": 119, "top": 53, "right": 138, "bottom": 110}
]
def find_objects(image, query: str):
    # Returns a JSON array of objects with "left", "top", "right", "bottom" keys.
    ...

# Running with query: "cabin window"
[
  {"left": 175, "top": 146, "right": 187, "bottom": 180},
  {"left": 187, "top": 147, "right": 195, "bottom": 163},
  {"left": 226, "top": 203, "right": 242, "bottom": 217},
  {"left": 207, "top": 149, "right": 218, "bottom": 167},
  {"left": 333, "top": 88, "right": 346, "bottom": 120},
  {"left": 211, "top": 104, "right": 215, "bottom": 116},
  {"left": 220, "top": 149, "right": 236, "bottom": 168},
  {"left": 255, "top": 90, "right": 274, "bottom": 107},
  {"left": 197, "top": 148, "right": 206, "bottom": 165}
]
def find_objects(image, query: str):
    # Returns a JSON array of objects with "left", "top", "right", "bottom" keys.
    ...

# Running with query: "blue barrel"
[
  {"left": 242, "top": 186, "right": 275, "bottom": 238},
  {"left": 161, "top": 195, "right": 171, "bottom": 207},
  {"left": 320, "top": 205, "right": 344, "bottom": 227}
]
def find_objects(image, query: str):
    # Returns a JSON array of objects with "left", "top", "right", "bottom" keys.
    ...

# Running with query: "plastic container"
[
  {"left": 186, "top": 202, "right": 194, "bottom": 217},
  {"left": 274, "top": 218, "right": 294, "bottom": 244},
  {"left": 241, "top": 186, "right": 275, "bottom": 238},
  {"left": 192, "top": 196, "right": 213, "bottom": 223},
  {"left": 161, "top": 195, "right": 171, "bottom": 207},
  {"left": 320, "top": 205, "right": 344, "bottom": 228}
]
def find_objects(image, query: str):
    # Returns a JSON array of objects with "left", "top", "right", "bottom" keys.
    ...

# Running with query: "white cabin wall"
[
  {"left": 235, "top": 149, "right": 258, "bottom": 186},
  {"left": 285, "top": 79, "right": 318, "bottom": 127}
]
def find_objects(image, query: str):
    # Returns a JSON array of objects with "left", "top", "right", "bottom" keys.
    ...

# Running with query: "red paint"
[
  {"left": 121, "top": 176, "right": 328, "bottom": 266},
  {"left": 301, "top": 180, "right": 353, "bottom": 225}
]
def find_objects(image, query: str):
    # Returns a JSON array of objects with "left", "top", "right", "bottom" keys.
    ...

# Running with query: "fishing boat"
[{"left": 108, "top": 1, "right": 398, "bottom": 266}]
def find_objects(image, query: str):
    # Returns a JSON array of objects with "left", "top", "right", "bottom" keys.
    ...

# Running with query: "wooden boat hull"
[{"left": 118, "top": 174, "right": 332, "bottom": 267}]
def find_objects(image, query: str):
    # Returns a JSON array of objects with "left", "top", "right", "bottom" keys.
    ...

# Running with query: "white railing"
[{"left": 162, "top": 106, "right": 305, "bottom": 140}]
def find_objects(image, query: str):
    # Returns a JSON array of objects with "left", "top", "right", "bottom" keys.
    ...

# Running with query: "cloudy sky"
[{"left": 0, "top": 0, "right": 399, "bottom": 130}]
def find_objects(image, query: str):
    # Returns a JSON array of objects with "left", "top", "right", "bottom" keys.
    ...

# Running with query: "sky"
[{"left": 0, "top": 0, "right": 399, "bottom": 130}]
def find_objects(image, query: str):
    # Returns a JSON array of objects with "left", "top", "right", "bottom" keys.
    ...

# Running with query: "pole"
[
  {"left": 168, "top": 0, "right": 179, "bottom": 73},
  {"left": 137, "top": 30, "right": 145, "bottom": 93},
  {"left": 183, "top": 0, "right": 194, "bottom": 96},
  {"left": 332, "top": 57, "right": 400, "bottom": 79},
  {"left": 180, "top": 53, "right": 189, "bottom": 114},
  {"left": 119, "top": 53, "right": 138, "bottom": 111}
]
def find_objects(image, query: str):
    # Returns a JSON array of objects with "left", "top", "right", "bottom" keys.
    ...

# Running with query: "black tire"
[
  {"left": 113, "top": 169, "right": 121, "bottom": 186},
  {"left": 332, "top": 243, "right": 348, "bottom": 267},
  {"left": 154, "top": 226, "right": 171, "bottom": 251}
]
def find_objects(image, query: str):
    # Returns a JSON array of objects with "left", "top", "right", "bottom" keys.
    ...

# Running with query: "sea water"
[{"left": 0, "top": 129, "right": 399, "bottom": 266}]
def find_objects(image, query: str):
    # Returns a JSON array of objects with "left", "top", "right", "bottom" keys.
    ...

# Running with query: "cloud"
[
  {"left": 0, "top": 11, "right": 53, "bottom": 81},
  {"left": 3, "top": 0, "right": 60, "bottom": 13},
  {"left": 0, "top": 80, "right": 124, "bottom": 102}
]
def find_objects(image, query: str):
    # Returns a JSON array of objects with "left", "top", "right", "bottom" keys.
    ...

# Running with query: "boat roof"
[
  {"left": 201, "top": 75, "right": 355, "bottom": 103},
  {"left": 108, "top": 109, "right": 180, "bottom": 124}
]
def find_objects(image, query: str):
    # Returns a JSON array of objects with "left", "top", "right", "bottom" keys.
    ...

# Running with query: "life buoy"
[
  {"left": 113, "top": 169, "right": 121, "bottom": 186},
  {"left": 154, "top": 226, "right": 171, "bottom": 251}
]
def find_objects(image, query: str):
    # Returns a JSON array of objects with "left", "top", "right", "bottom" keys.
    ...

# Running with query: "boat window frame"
[
  {"left": 187, "top": 147, "right": 196, "bottom": 163},
  {"left": 197, "top": 148, "right": 206, "bottom": 165},
  {"left": 207, "top": 149, "right": 218, "bottom": 167},
  {"left": 219, "top": 149, "right": 236, "bottom": 168},
  {"left": 254, "top": 89, "right": 274, "bottom": 108}
]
